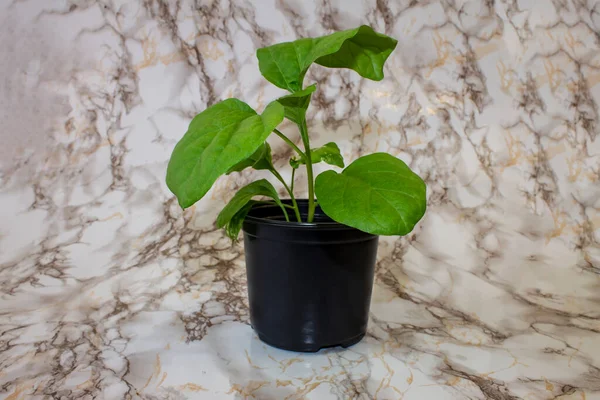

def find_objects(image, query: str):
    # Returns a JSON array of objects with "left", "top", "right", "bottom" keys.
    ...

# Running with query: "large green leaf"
[
  {"left": 290, "top": 142, "right": 344, "bottom": 169},
  {"left": 227, "top": 142, "right": 273, "bottom": 174},
  {"left": 257, "top": 25, "right": 398, "bottom": 92},
  {"left": 217, "top": 179, "right": 289, "bottom": 239},
  {"left": 275, "top": 84, "right": 316, "bottom": 124},
  {"left": 166, "top": 99, "right": 284, "bottom": 208},
  {"left": 315, "top": 153, "right": 426, "bottom": 236}
]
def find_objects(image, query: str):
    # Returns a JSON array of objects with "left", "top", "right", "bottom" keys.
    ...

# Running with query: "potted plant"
[{"left": 166, "top": 25, "right": 427, "bottom": 352}]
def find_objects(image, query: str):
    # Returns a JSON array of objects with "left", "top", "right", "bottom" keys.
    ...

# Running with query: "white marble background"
[{"left": 1, "top": 0, "right": 599, "bottom": 399}]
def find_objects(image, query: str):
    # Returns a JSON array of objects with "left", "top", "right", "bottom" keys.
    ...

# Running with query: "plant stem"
[
  {"left": 298, "top": 117, "right": 315, "bottom": 222},
  {"left": 290, "top": 167, "right": 296, "bottom": 194},
  {"left": 273, "top": 129, "right": 306, "bottom": 159},
  {"left": 270, "top": 169, "right": 302, "bottom": 222}
]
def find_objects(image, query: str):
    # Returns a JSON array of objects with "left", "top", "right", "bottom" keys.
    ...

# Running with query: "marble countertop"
[{"left": 1, "top": 0, "right": 599, "bottom": 399}]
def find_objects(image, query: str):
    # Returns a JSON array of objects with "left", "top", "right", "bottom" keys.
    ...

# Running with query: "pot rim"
[{"left": 244, "top": 200, "right": 353, "bottom": 231}]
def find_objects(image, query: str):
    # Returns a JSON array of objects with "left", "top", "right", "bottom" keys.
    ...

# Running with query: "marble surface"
[{"left": 1, "top": 0, "right": 600, "bottom": 398}]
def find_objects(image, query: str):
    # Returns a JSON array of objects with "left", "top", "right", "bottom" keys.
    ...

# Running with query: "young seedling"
[{"left": 166, "top": 25, "right": 426, "bottom": 239}]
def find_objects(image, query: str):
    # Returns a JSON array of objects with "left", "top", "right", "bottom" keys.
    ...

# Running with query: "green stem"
[
  {"left": 290, "top": 167, "right": 296, "bottom": 195},
  {"left": 270, "top": 169, "right": 302, "bottom": 223},
  {"left": 299, "top": 117, "right": 315, "bottom": 222},
  {"left": 273, "top": 129, "right": 306, "bottom": 159}
]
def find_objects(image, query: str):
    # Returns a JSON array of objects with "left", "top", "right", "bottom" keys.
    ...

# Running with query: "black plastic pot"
[{"left": 242, "top": 199, "right": 379, "bottom": 352}]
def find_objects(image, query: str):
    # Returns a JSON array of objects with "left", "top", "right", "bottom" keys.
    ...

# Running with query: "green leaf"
[
  {"left": 275, "top": 84, "right": 316, "bottom": 124},
  {"left": 217, "top": 179, "right": 289, "bottom": 239},
  {"left": 257, "top": 25, "right": 398, "bottom": 92},
  {"left": 227, "top": 142, "right": 273, "bottom": 174},
  {"left": 315, "top": 153, "right": 426, "bottom": 236},
  {"left": 290, "top": 142, "right": 344, "bottom": 169},
  {"left": 223, "top": 200, "right": 257, "bottom": 241},
  {"left": 166, "top": 99, "right": 284, "bottom": 208}
]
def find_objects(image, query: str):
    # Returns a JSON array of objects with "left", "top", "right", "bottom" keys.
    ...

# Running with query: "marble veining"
[{"left": 1, "top": 0, "right": 599, "bottom": 398}]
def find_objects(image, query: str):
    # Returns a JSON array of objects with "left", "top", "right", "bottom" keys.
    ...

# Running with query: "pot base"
[{"left": 255, "top": 328, "right": 365, "bottom": 352}]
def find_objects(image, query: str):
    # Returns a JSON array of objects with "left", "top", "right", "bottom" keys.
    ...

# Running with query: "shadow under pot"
[{"left": 242, "top": 199, "right": 379, "bottom": 352}]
